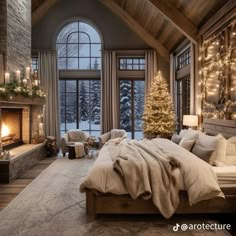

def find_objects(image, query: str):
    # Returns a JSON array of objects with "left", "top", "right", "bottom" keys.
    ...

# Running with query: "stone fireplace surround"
[{"left": 0, "top": 96, "right": 47, "bottom": 183}]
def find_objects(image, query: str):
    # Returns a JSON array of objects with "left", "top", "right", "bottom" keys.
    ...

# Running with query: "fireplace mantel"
[{"left": 0, "top": 96, "right": 45, "bottom": 105}]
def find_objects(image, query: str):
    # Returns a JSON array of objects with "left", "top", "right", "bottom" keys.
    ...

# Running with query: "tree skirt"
[{"left": 0, "top": 158, "right": 231, "bottom": 236}]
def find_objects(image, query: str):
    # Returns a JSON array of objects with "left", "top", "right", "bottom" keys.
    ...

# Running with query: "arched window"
[
  {"left": 56, "top": 20, "right": 102, "bottom": 137},
  {"left": 56, "top": 21, "right": 101, "bottom": 69}
]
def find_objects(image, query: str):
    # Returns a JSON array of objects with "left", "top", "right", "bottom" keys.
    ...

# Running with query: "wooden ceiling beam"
[
  {"left": 198, "top": 0, "right": 236, "bottom": 37},
  {"left": 32, "top": 0, "right": 59, "bottom": 26},
  {"left": 147, "top": 0, "right": 198, "bottom": 44},
  {"left": 99, "top": 0, "right": 169, "bottom": 62}
]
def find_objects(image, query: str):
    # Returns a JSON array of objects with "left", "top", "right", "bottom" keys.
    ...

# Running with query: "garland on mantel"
[{"left": 0, "top": 81, "right": 46, "bottom": 101}]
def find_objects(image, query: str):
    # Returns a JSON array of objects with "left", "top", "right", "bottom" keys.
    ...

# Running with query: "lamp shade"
[{"left": 183, "top": 115, "right": 198, "bottom": 127}]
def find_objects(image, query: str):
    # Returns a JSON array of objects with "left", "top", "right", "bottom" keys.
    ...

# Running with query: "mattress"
[
  {"left": 172, "top": 166, "right": 236, "bottom": 190},
  {"left": 213, "top": 166, "right": 236, "bottom": 187}
]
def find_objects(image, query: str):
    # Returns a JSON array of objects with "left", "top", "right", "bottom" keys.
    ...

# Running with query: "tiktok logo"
[{"left": 173, "top": 223, "right": 180, "bottom": 232}]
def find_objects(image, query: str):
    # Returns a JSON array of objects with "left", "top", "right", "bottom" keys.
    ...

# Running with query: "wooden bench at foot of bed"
[{"left": 86, "top": 188, "right": 236, "bottom": 219}]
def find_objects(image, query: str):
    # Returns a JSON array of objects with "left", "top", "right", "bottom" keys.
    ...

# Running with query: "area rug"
[{"left": 0, "top": 157, "right": 231, "bottom": 236}]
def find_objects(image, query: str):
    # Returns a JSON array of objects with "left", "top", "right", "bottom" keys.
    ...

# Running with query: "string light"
[
  {"left": 200, "top": 19, "right": 236, "bottom": 119},
  {"left": 142, "top": 71, "right": 175, "bottom": 136}
]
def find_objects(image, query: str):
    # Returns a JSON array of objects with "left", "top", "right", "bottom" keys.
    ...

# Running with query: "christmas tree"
[{"left": 142, "top": 71, "right": 175, "bottom": 137}]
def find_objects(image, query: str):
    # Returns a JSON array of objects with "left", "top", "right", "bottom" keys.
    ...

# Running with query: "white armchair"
[
  {"left": 98, "top": 129, "right": 127, "bottom": 149},
  {"left": 61, "top": 130, "right": 90, "bottom": 157}
]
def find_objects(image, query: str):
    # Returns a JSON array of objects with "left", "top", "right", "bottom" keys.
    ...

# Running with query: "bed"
[{"left": 80, "top": 118, "right": 236, "bottom": 219}]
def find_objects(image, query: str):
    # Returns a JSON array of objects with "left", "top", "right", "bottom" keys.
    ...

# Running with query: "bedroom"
[{"left": 0, "top": 0, "right": 236, "bottom": 235}]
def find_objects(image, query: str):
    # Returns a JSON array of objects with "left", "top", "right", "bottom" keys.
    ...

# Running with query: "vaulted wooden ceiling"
[{"left": 32, "top": 0, "right": 235, "bottom": 61}]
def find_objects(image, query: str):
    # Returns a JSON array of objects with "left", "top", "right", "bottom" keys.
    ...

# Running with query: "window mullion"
[
  {"left": 77, "top": 80, "right": 79, "bottom": 129},
  {"left": 131, "top": 80, "right": 135, "bottom": 139}
]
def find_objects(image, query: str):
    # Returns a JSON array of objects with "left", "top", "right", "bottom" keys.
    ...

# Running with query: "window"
[
  {"left": 177, "top": 49, "right": 190, "bottom": 70},
  {"left": 60, "top": 80, "right": 100, "bottom": 137},
  {"left": 56, "top": 21, "right": 101, "bottom": 70},
  {"left": 31, "top": 55, "right": 38, "bottom": 72},
  {"left": 119, "top": 57, "right": 145, "bottom": 70},
  {"left": 119, "top": 79, "right": 144, "bottom": 139},
  {"left": 57, "top": 20, "right": 102, "bottom": 137},
  {"left": 176, "top": 76, "right": 191, "bottom": 130},
  {"left": 118, "top": 54, "right": 145, "bottom": 139},
  {"left": 175, "top": 46, "right": 191, "bottom": 131}
]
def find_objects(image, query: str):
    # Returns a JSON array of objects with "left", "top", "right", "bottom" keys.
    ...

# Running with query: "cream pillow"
[
  {"left": 214, "top": 133, "right": 227, "bottom": 164},
  {"left": 179, "top": 138, "right": 195, "bottom": 151},
  {"left": 224, "top": 156, "right": 236, "bottom": 165},
  {"left": 226, "top": 137, "right": 236, "bottom": 155},
  {"left": 225, "top": 137, "right": 236, "bottom": 165},
  {"left": 110, "top": 129, "right": 126, "bottom": 139}
]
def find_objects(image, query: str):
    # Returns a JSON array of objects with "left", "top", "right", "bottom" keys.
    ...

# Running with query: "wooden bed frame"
[{"left": 86, "top": 118, "right": 236, "bottom": 219}]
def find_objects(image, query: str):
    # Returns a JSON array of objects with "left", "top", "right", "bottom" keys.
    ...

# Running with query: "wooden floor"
[{"left": 0, "top": 157, "right": 56, "bottom": 211}]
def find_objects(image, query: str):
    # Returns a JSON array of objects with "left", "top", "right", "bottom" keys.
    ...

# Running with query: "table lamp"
[{"left": 183, "top": 115, "right": 198, "bottom": 129}]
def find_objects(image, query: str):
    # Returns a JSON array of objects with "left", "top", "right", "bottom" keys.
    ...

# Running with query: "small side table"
[{"left": 67, "top": 144, "right": 76, "bottom": 159}]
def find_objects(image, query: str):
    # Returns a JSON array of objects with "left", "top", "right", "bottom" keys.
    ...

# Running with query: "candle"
[
  {"left": 23, "top": 78, "right": 27, "bottom": 85},
  {"left": 39, "top": 122, "right": 44, "bottom": 136},
  {"left": 35, "top": 79, "right": 38, "bottom": 86},
  {"left": 5, "top": 72, "right": 10, "bottom": 83},
  {"left": 16, "top": 70, "right": 21, "bottom": 82},
  {"left": 25, "top": 66, "right": 30, "bottom": 79},
  {"left": 28, "top": 78, "right": 32, "bottom": 89}
]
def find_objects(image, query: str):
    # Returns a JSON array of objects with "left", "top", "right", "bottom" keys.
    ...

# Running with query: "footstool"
[{"left": 67, "top": 144, "right": 76, "bottom": 159}]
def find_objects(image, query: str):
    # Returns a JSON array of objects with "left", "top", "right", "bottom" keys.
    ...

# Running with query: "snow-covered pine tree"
[
  {"left": 79, "top": 81, "right": 89, "bottom": 121},
  {"left": 142, "top": 71, "right": 175, "bottom": 137},
  {"left": 134, "top": 81, "right": 144, "bottom": 130},
  {"left": 120, "top": 80, "right": 132, "bottom": 131},
  {"left": 91, "top": 80, "right": 101, "bottom": 124}
]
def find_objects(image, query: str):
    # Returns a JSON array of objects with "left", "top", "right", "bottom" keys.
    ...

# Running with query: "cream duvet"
[{"left": 80, "top": 138, "right": 224, "bottom": 218}]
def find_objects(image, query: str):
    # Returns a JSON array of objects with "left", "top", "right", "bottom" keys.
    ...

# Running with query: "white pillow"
[
  {"left": 226, "top": 137, "right": 236, "bottom": 156},
  {"left": 214, "top": 160, "right": 225, "bottom": 167},
  {"left": 214, "top": 133, "right": 227, "bottom": 163},
  {"left": 179, "top": 138, "right": 195, "bottom": 151},
  {"left": 197, "top": 133, "right": 218, "bottom": 149},
  {"left": 224, "top": 137, "right": 236, "bottom": 165},
  {"left": 197, "top": 133, "right": 227, "bottom": 166},
  {"left": 224, "top": 155, "right": 236, "bottom": 165},
  {"left": 110, "top": 129, "right": 126, "bottom": 139},
  {"left": 181, "top": 128, "right": 200, "bottom": 140},
  {"left": 179, "top": 129, "right": 188, "bottom": 138},
  {"left": 196, "top": 133, "right": 218, "bottom": 165}
]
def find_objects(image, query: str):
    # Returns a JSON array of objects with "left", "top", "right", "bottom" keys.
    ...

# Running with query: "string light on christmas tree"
[{"left": 142, "top": 71, "right": 175, "bottom": 137}]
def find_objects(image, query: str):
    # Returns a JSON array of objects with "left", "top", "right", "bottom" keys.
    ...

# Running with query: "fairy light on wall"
[{"left": 200, "top": 19, "right": 236, "bottom": 119}]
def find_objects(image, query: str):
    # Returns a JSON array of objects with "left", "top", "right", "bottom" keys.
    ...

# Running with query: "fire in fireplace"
[{"left": 1, "top": 108, "right": 23, "bottom": 150}]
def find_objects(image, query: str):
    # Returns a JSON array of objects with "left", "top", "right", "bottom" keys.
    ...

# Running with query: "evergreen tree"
[
  {"left": 134, "top": 81, "right": 144, "bottom": 129},
  {"left": 93, "top": 58, "right": 99, "bottom": 70},
  {"left": 120, "top": 80, "right": 131, "bottom": 131},
  {"left": 79, "top": 81, "right": 88, "bottom": 121},
  {"left": 142, "top": 71, "right": 175, "bottom": 136},
  {"left": 91, "top": 80, "right": 100, "bottom": 124}
]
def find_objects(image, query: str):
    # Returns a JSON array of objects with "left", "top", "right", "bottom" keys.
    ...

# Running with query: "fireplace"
[
  {"left": 1, "top": 108, "right": 23, "bottom": 150},
  {"left": 0, "top": 97, "right": 45, "bottom": 152}
]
